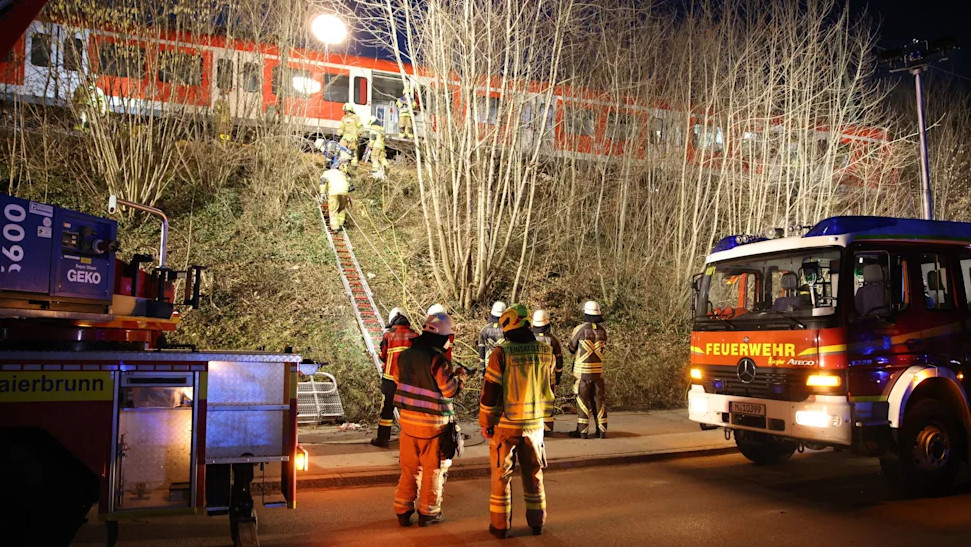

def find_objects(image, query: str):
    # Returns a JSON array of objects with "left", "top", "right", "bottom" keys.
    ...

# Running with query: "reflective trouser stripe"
[
  {"left": 489, "top": 428, "right": 547, "bottom": 531},
  {"left": 394, "top": 433, "right": 450, "bottom": 516}
]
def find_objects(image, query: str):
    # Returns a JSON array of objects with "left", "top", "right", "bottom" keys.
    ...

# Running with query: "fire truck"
[
  {"left": 0, "top": 193, "right": 307, "bottom": 546},
  {"left": 688, "top": 216, "right": 971, "bottom": 496}
]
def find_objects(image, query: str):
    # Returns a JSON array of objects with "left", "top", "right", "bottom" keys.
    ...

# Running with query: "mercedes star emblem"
[{"left": 737, "top": 358, "right": 757, "bottom": 383}]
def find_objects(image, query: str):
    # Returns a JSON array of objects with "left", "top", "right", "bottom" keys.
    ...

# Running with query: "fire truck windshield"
[{"left": 695, "top": 247, "right": 841, "bottom": 330}]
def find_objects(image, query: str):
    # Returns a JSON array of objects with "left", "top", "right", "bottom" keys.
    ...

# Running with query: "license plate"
[{"left": 730, "top": 401, "right": 765, "bottom": 417}]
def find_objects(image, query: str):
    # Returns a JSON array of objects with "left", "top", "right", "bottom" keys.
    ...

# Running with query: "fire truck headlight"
[
  {"left": 690, "top": 368, "right": 703, "bottom": 381},
  {"left": 294, "top": 446, "right": 310, "bottom": 472},
  {"left": 795, "top": 408, "right": 840, "bottom": 428},
  {"left": 806, "top": 373, "right": 841, "bottom": 388}
]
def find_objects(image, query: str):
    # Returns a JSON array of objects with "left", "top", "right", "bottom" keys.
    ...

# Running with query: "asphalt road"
[{"left": 72, "top": 451, "right": 971, "bottom": 546}]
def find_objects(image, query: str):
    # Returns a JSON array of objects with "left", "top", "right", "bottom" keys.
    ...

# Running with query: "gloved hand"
[{"left": 481, "top": 426, "right": 494, "bottom": 439}]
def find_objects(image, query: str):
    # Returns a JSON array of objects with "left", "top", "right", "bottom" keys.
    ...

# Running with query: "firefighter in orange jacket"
[
  {"left": 480, "top": 304, "right": 555, "bottom": 539},
  {"left": 371, "top": 307, "right": 418, "bottom": 448},
  {"left": 477, "top": 301, "right": 506, "bottom": 373},
  {"left": 531, "top": 309, "right": 563, "bottom": 436},
  {"left": 393, "top": 312, "right": 467, "bottom": 527},
  {"left": 568, "top": 300, "right": 608, "bottom": 439}
]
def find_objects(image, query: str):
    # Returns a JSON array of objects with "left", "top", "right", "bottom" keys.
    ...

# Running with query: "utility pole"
[{"left": 879, "top": 37, "right": 958, "bottom": 221}]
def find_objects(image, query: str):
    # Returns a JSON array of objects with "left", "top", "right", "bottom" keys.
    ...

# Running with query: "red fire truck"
[
  {"left": 688, "top": 216, "right": 971, "bottom": 496},
  {"left": 0, "top": 193, "right": 307, "bottom": 546}
]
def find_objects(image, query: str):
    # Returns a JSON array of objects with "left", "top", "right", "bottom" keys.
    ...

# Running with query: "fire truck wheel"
[
  {"left": 880, "top": 398, "right": 962, "bottom": 497},
  {"left": 734, "top": 430, "right": 797, "bottom": 465}
]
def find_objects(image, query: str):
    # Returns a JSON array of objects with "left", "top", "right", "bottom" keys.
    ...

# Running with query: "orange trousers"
[
  {"left": 489, "top": 427, "right": 547, "bottom": 531},
  {"left": 394, "top": 432, "right": 450, "bottom": 516}
]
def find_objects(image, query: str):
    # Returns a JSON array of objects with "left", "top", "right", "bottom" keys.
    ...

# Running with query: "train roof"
[{"left": 707, "top": 216, "right": 971, "bottom": 262}]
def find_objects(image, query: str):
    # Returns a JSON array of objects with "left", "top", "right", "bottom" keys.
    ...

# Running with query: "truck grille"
[{"left": 703, "top": 365, "right": 813, "bottom": 402}]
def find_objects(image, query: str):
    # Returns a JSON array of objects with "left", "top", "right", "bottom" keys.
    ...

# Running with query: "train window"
[
  {"left": 323, "top": 73, "right": 349, "bottom": 103},
  {"left": 372, "top": 74, "right": 404, "bottom": 104},
  {"left": 475, "top": 96, "right": 501, "bottom": 125},
  {"left": 650, "top": 117, "right": 664, "bottom": 144},
  {"left": 565, "top": 107, "right": 595, "bottom": 136},
  {"left": 97, "top": 43, "right": 145, "bottom": 79},
  {"left": 241, "top": 62, "right": 260, "bottom": 93},
  {"left": 63, "top": 38, "right": 84, "bottom": 72},
  {"left": 30, "top": 33, "right": 51, "bottom": 67},
  {"left": 354, "top": 76, "right": 368, "bottom": 105},
  {"left": 216, "top": 59, "right": 233, "bottom": 91},
  {"left": 691, "top": 124, "right": 724, "bottom": 152},
  {"left": 606, "top": 112, "right": 636, "bottom": 140},
  {"left": 158, "top": 51, "right": 202, "bottom": 86}
]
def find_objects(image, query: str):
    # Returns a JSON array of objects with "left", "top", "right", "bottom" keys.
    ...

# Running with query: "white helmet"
[
  {"left": 490, "top": 301, "right": 507, "bottom": 317},
  {"left": 314, "top": 138, "right": 326, "bottom": 152},
  {"left": 583, "top": 300, "right": 602, "bottom": 316},
  {"left": 387, "top": 307, "right": 406, "bottom": 326},
  {"left": 423, "top": 312, "right": 455, "bottom": 336},
  {"left": 532, "top": 309, "right": 550, "bottom": 327},
  {"left": 343, "top": 103, "right": 354, "bottom": 112},
  {"left": 427, "top": 303, "right": 447, "bottom": 316}
]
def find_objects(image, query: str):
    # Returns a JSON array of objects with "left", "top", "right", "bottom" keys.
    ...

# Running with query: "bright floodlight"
[{"left": 311, "top": 14, "right": 347, "bottom": 45}]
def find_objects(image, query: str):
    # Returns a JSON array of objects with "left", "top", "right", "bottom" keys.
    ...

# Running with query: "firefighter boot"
[
  {"left": 370, "top": 425, "right": 392, "bottom": 448},
  {"left": 489, "top": 525, "right": 508, "bottom": 539},
  {"left": 396, "top": 510, "right": 414, "bottom": 527},
  {"left": 418, "top": 512, "right": 445, "bottom": 527}
]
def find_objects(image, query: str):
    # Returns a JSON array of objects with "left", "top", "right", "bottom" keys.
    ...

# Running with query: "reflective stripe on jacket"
[
  {"left": 480, "top": 340, "right": 554, "bottom": 432},
  {"left": 568, "top": 322, "right": 607, "bottom": 378},
  {"left": 380, "top": 325, "right": 418, "bottom": 382},
  {"left": 395, "top": 345, "right": 461, "bottom": 437}
]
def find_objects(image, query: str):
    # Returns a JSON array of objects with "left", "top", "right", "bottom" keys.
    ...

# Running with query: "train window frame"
[
  {"left": 157, "top": 51, "right": 203, "bottom": 86},
  {"left": 97, "top": 43, "right": 146, "bottom": 79},
  {"left": 475, "top": 96, "right": 501, "bottom": 125},
  {"left": 691, "top": 124, "right": 724, "bottom": 152},
  {"left": 606, "top": 111, "right": 636, "bottom": 141},
  {"left": 323, "top": 73, "right": 349, "bottom": 103},
  {"left": 353, "top": 76, "right": 368, "bottom": 105},
  {"left": 30, "top": 33, "right": 52, "bottom": 67},
  {"left": 565, "top": 107, "right": 595, "bottom": 136},
  {"left": 63, "top": 37, "right": 84, "bottom": 72},
  {"left": 241, "top": 62, "right": 260, "bottom": 93},
  {"left": 216, "top": 58, "right": 233, "bottom": 92}
]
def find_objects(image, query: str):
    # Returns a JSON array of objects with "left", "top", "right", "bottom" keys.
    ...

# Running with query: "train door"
[
  {"left": 58, "top": 27, "right": 88, "bottom": 104},
  {"left": 371, "top": 72, "right": 403, "bottom": 136},
  {"left": 348, "top": 67, "right": 370, "bottom": 123},
  {"left": 112, "top": 371, "right": 197, "bottom": 511},
  {"left": 212, "top": 48, "right": 263, "bottom": 123}
]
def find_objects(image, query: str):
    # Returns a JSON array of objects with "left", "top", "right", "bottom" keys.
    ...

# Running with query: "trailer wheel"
[
  {"left": 735, "top": 430, "right": 797, "bottom": 465},
  {"left": 880, "top": 398, "right": 962, "bottom": 496}
]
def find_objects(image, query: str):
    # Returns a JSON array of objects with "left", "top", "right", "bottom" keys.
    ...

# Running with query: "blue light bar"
[
  {"left": 712, "top": 234, "right": 768, "bottom": 253},
  {"left": 805, "top": 216, "right": 971, "bottom": 242}
]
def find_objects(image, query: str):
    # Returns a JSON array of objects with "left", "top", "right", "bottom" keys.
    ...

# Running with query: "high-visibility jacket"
[
  {"left": 369, "top": 124, "right": 386, "bottom": 150},
  {"left": 532, "top": 326, "right": 563, "bottom": 387},
  {"left": 479, "top": 340, "right": 554, "bottom": 432},
  {"left": 477, "top": 319, "right": 504, "bottom": 370},
  {"left": 380, "top": 325, "right": 418, "bottom": 382},
  {"left": 319, "top": 168, "right": 349, "bottom": 196},
  {"left": 568, "top": 321, "right": 607, "bottom": 378},
  {"left": 340, "top": 113, "right": 363, "bottom": 140},
  {"left": 395, "top": 344, "right": 462, "bottom": 438}
]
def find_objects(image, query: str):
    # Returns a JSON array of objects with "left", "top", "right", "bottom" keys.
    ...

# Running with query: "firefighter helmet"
[
  {"left": 423, "top": 312, "right": 455, "bottom": 336},
  {"left": 427, "top": 303, "right": 447, "bottom": 316},
  {"left": 499, "top": 303, "right": 530, "bottom": 333},
  {"left": 583, "top": 300, "right": 602, "bottom": 316},
  {"left": 369, "top": 116, "right": 380, "bottom": 126},
  {"left": 343, "top": 103, "right": 354, "bottom": 112},
  {"left": 532, "top": 309, "right": 550, "bottom": 327},
  {"left": 490, "top": 301, "right": 507, "bottom": 317},
  {"left": 387, "top": 307, "right": 406, "bottom": 326}
]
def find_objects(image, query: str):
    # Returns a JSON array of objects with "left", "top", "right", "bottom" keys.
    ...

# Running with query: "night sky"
[{"left": 850, "top": 0, "right": 971, "bottom": 80}]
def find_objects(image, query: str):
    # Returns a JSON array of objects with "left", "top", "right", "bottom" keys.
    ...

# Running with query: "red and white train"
[{"left": 0, "top": 17, "right": 893, "bottom": 185}]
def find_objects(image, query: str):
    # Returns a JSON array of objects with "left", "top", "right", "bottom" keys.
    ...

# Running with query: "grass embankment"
[{"left": 5, "top": 137, "right": 689, "bottom": 424}]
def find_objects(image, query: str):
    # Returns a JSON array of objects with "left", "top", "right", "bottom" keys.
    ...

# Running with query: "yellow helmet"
[
  {"left": 499, "top": 303, "right": 530, "bottom": 333},
  {"left": 343, "top": 103, "right": 354, "bottom": 112}
]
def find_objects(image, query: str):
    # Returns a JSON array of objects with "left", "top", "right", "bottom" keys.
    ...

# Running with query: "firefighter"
[
  {"left": 212, "top": 93, "right": 231, "bottom": 142},
  {"left": 371, "top": 307, "right": 418, "bottom": 448},
  {"left": 477, "top": 301, "right": 506, "bottom": 374},
  {"left": 393, "top": 312, "right": 467, "bottom": 527},
  {"left": 531, "top": 309, "right": 563, "bottom": 436},
  {"left": 319, "top": 167, "right": 351, "bottom": 232},
  {"left": 479, "top": 304, "right": 555, "bottom": 539},
  {"left": 568, "top": 300, "right": 608, "bottom": 439},
  {"left": 396, "top": 85, "right": 417, "bottom": 139},
  {"left": 339, "top": 103, "right": 363, "bottom": 162},
  {"left": 72, "top": 83, "right": 107, "bottom": 131},
  {"left": 427, "top": 303, "right": 454, "bottom": 361},
  {"left": 368, "top": 117, "right": 389, "bottom": 179}
]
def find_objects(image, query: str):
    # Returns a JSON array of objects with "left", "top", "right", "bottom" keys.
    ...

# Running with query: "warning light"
[
  {"left": 690, "top": 368, "right": 703, "bottom": 381},
  {"left": 295, "top": 446, "right": 309, "bottom": 472}
]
